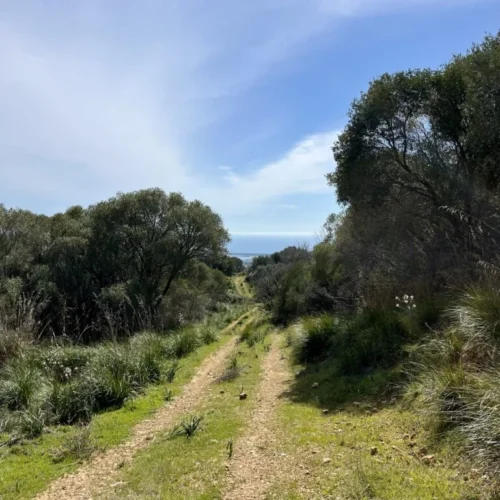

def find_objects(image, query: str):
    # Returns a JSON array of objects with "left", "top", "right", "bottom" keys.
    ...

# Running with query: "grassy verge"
[
  {"left": 0, "top": 309, "right": 254, "bottom": 500},
  {"left": 264, "top": 327, "right": 482, "bottom": 500},
  {"left": 113, "top": 329, "right": 271, "bottom": 499}
]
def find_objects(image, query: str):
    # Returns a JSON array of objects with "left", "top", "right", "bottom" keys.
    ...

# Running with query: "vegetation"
[
  {"left": 0, "top": 308, "right": 250, "bottom": 499},
  {"left": 248, "top": 32, "right": 500, "bottom": 487}
]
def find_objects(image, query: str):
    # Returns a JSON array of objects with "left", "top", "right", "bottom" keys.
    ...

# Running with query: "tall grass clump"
[
  {"left": 406, "top": 285, "right": 500, "bottom": 476},
  {"left": 238, "top": 317, "right": 271, "bottom": 347}
]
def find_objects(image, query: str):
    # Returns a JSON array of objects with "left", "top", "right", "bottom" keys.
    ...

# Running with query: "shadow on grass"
[{"left": 281, "top": 357, "right": 405, "bottom": 413}]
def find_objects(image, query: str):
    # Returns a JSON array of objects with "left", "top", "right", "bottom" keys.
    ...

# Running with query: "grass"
[
  {"left": 112, "top": 332, "right": 270, "bottom": 499},
  {"left": 0, "top": 309, "right": 254, "bottom": 500},
  {"left": 262, "top": 326, "right": 485, "bottom": 499}
]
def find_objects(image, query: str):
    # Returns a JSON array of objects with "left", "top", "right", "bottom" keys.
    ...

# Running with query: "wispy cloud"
[
  {"left": 0, "top": 0, "right": 491, "bottom": 221},
  {"left": 197, "top": 130, "right": 339, "bottom": 215}
]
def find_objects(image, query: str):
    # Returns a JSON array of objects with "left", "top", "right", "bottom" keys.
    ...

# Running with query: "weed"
[
  {"left": 164, "top": 389, "right": 174, "bottom": 402},
  {"left": 217, "top": 356, "right": 241, "bottom": 383},
  {"left": 165, "top": 361, "right": 180, "bottom": 383},
  {"left": 50, "top": 425, "right": 99, "bottom": 463},
  {"left": 168, "top": 415, "right": 203, "bottom": 439},
  {"left": 226, "top": 438, "right": 233, "bottom": 458}
]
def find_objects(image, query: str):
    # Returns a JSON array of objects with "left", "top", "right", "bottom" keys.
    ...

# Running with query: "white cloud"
[
  {"left": 196, "top": 130, "right": 339, "bottom": 216},
  {"left": 0, "top": 0, "right": 490, "bottom": 220}
]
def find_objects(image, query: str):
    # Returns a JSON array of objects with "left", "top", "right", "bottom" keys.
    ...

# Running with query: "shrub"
[
  {"left": 130, "top": 333, "right": 165, "bottom": 384},
  {"left": 89, "top": 346, "right": 139, "bottom": 409},
  {"left": 296, "top": 310, "right": 408, "bottom": 374},
  {"left": 169, "top": 329, "right": 200, "bottom": 358},
  {"left": 0, "top": 361, "right": 45, "bottom": 410},
  {"left": 40, "top": 346, "right": 92, "bottom": 382},
  {"left": 199, "top": 325, "right": 219, "bottom": 345},
  {"left": 0, "top": 330, "right": 33, "bottom": 365},
  {"left": 48, "top": 378, "right": 95, "bottom": 424},
  {"left": 296, "top": 315, "right": 342, "bottom": 363}
]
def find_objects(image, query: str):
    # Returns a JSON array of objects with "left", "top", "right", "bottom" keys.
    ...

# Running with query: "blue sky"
[{"left": 1, "top": 0, "right": 499, "bottom": 241}]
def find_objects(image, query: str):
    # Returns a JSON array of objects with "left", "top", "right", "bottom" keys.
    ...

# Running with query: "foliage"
[
  {"left": 50, "top": 425, "right": 99, "bottom": 463},
  {"left": 168, "top": 415, "right": 203, "bottom": 439},
  {"left": 297, "top": 311, "right": 409, "bottom": 374},
  {"left": 0, "top": 188, "right": 230, "bottom": 343},
  {"left": 0, "top": 307, "right": 242, "bottom": 437}
]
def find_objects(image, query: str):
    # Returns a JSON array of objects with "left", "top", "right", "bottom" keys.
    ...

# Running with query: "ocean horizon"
[{"left": 228, "top": 234, "right": 319, "bottom": 257}]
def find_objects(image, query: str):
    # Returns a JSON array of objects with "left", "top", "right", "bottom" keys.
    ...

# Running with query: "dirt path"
[
  {"left": 37, "top": 311, "right": 255, "bottom": 500},
  {"left": 222, "top": 334, "right": 291, "bottom": 500}
]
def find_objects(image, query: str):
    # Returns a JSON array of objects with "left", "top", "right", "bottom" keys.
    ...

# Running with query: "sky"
[{"left": 1, "top": 1, "right": 499, "bottom": 251}]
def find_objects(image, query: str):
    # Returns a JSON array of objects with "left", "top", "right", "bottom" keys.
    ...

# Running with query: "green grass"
[
  {"left": 0, "top": 311, "right": 253, "bottom": 500},
  {"left": 262, "top": 328, "right": 483, "bottom": 500},
  {"left": 113, "top": 335, "right": 270, "bottom": 499}
]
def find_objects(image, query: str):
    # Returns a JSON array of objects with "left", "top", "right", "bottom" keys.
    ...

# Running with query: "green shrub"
[
  {"left": 199, "top": 326, "right": 219, "bottom": 345},
  {"left": 130, "top": 333, "right": 165, "bottom": 384},
  {"left": 297, "top": 315, "right": 342, "bottom": 363},
  {"left": 0, "top": 361, "right": 45, "bottom": 410},
  {"left": 0, "top": 330, "right": 33, "bottom": 365},
  {"left": 296, "top": 310, "right": 408, "bottom": 374},
  {"left": 48, "top": 378, "right": 95, "bottom": 424},
  {"left": 89, "top": 346, "right": 139, "bottom": 409},
  {"left": 40, "top": 346, "right": 92, "bottom": 382},
  {"left": 336, "top": 309, "right": 409, "bottom": 375},
  {"left": 169, "top": 329, "right": 200, "bottom": 358}
]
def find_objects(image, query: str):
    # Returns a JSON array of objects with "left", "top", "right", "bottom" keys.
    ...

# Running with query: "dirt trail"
[
  {"left": 223, "top": 334, "right": 291, "bottom": 500},
  {"left": 37, "top": 310, "right": 255, "bottom": 500}
]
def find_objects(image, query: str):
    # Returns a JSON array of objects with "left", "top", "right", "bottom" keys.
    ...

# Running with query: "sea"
[{"left": 228, "top": 234, "right": 318, "bottom": 264}]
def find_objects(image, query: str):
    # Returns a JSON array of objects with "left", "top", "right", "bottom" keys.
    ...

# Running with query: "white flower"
[
  {"left": 403, "top": 294, "right": 409, "bottom": 300},
  {"left": 395, "top": 296, "right": 400, "bottom": 301},
  {"left": 412, "top": 304, "right": 416, "bottom": 308},
  {"left": 396, "top": 304, "right": 400, "bottom": 308},
  {"left": 410, "top": 295, "right": 414, "bottom": 300}
]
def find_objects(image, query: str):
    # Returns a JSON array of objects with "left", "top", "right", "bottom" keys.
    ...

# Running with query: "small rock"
[
  {"left": 220, "top": 390, "right": 225, "bottom": 394},
  {"left": 322, "top": 409, "right": 329, "bottom": 414},
  {"left": 305, "top": 470, "right": 311, "bottom": 475},
  {"left": 239, "top": 393, "right": 248, "bottom": 400},
  {"left": 322, "top": 458, "right": 332, "bottom": 464},
  {"left": 311, "top": 449, "right": 319, "bottom": 454},
  {"left": 312, "top": 382, "right": 319, "bottom": 389},
  {"left": 370, "top": 447, "right": 378, "bottom": 456}
]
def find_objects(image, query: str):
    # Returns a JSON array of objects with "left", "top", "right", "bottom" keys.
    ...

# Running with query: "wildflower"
[
  {"left": 395, "top": 296, "right": 400, "bottom": 301},
  {"left": 396, "top": 304, "right": 400, "bottom": 308},
  {"left": 412, "top": 304, "right": 416, "bottom": 308}
]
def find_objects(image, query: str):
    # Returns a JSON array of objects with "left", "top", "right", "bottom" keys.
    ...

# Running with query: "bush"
[
  {"left": 40, "top": 346, "right": 92, "bottom": 382},
  {"left": 297, "top": 315, "right": 343, "bottom": 363},
  {"left": 337, "top": 309, "right": 409, "bottom": 375},
  {"left": 0, "top": 330, "right": 33, "bottom": 365},
  {"left": 49, "top": 377, "right": 95, "bottom": 424},
  {"left": 169, "top": 329, "right": 200, "bottom": 358},
  {"left": 0, "top": 361, "right": 45, "bottom": 410},
  {"left": 199, "top": 325, "right": 219, "bottom": 345}
]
